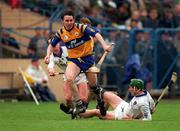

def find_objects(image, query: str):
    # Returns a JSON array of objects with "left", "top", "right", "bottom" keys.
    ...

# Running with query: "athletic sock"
[
  {"left": 74, "top": 99, "right": 86, "bottom": 114},
  {"left": 82, "top": 100, "right": 89, "bottom": 109}
]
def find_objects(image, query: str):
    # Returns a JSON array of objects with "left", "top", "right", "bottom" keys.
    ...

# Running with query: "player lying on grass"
[
  {"left": 47, "top": 38, "right": 89, "bottom": 117},
  {"left": 78, "top": 79, "right": 156, "bottom": 120}
]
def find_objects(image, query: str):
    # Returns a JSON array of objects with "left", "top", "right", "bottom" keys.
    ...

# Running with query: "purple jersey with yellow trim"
[{"left": 51, "top": 23, "right": 98, "bottom": 58}]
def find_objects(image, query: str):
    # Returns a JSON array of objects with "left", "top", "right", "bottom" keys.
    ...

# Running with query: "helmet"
[{"left": 129, "top": 79, "right": 144, "bottom": 90}]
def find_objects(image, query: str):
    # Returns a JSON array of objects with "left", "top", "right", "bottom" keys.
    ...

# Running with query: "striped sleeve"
[
  {"left": 51, "top": 35, "right": 61, "bottom": 47},
  {"left": 84, "top": 26, "right": 98, "bottom": 37}
]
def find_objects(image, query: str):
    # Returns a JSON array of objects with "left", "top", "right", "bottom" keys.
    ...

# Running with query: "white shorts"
[
  {"left": 63, "top": 73, "right": 87, "bottom": 85},
  {"left": 114, "top": 100, "right": 129, "bottom": 120}
]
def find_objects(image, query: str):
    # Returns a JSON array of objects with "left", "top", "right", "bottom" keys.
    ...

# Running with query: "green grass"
[{"left": 0, "top": 100, "right": 180, "bottom": 131}]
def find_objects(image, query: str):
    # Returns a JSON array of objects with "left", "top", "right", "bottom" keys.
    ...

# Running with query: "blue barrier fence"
[
  {"left": 128, "top": 28, "right": 180, "bottom": 90},
  {"left": 99, "top": 28, "right": 180, "bottom": 94}
]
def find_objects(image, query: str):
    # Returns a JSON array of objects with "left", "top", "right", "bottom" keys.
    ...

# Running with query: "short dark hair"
[{"left": 61, "top": 10, "right": 74, "bottom": 20}]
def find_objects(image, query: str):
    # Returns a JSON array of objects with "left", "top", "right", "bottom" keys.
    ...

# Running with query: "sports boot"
[
  {"left": 91, "top": 85, "right": 106, "bottom": 116},
  {"left": 74, "top": 99, "right": 86, "bottom": 114},
  {"left": 59, "top": 103, "right": 72, "bottom": 114}
]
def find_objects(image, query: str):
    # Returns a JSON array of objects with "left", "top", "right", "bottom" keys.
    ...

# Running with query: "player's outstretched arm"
[
  {"left": 44, "top": 44, "right": 53, "bottom": 64},
  {"left": 95, "top": 33, "right": 112, "bottom": 52}
]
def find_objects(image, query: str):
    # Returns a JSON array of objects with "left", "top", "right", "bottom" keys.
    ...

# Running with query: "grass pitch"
[{"left": 0, "top": 100, "right": 180, "bottom": 131}]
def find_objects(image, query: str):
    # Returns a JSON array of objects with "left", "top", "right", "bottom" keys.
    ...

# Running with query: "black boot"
[
  {"left": 59, "top": 103, "right": 72, "bottom": 114},
  {"left": 74, "top": 99, "right": 86, "bottom": 114},
  {"left": 59, "top": 103, "right": 79, "bottom": 119},
  {"left": 91, "top": 85, "right": 106, "bottom": 116},
  {"left": 69, "top": 108, "right": 78, "bottom": 119},
  {"left": 97, "top": 98, "right": 106, "bottom": 116}
]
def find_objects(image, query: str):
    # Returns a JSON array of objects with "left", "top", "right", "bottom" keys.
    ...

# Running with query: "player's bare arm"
[
  {"left": 95, "top": 33, "right": 112, "bottom": 52},
  {"left": 44, "top": 44, "right": 53, "bottom": 64}
]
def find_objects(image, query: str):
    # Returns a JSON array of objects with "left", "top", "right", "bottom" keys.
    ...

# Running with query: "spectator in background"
[
  {"left": 159, "top": 8, "right": 178, "bottom": 28},
  {"left": 139, "top": 9, "right": 148, "bottom": 26},
  {"left": 8, "top": 36, "right": 20, "bottom": 50},
  {"left": 122, "top": 54, "right": 152, "bottom": 93},
  {"left": 145, "top": 0, "right": 163, "bottom": 14},
  {"left": 135, "top": 32, "right": 153, "bottom": 69},
  {"left": 161, "top": 0, "right": 175, "bottom": 9},
  {"left": 130, "top": 19, "right": 141, "bottom": 29},
  {"left": 129, "top": 0, "right": 146, "bottom": 12},
  {"left": 157, "top": 32, "right": 178, "bottom": 89},
  {"left": 2, "top": 30, "right": 20, "bottom": 50},
  {"left": 143, "top": 8, "right": 160, "bottom": 29},
  {"left": 27, "top": 27, "right": 41, "bottom": 58},
  {"left": 175, "top": 4, "right": 180, "bottom": 27},
  {"left": 40, "top": 29, "right": 50, "bottom": 55},
  {"left": 9, "top": 0, "right": 21, "bottom": 9},
  {"left": 74, "top": 0, "right": 90, "bottom": 12},
  {"left": 125, "top": 10, "right": 143, "bottom": 30},
  {"left": 86, "top": 5, "right": 104, "bottom": 26},
  {"left": 115, "top": 2, "right": 131, "bottom": 25},
  {"left": 26, "top": 57, "right": 55, "bottom": 102},
  {"left": 27, "top": 27, "right": 48, "bottom": 58}
]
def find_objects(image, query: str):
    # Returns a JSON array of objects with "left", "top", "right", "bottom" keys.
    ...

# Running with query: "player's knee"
[
  {"left": 65, "top": 75, "right": 74, "bottom": 84},
  {"left": 66, "top": 77, "right": 74, "bottom": 83}
]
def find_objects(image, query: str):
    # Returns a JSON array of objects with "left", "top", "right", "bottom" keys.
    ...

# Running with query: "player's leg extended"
[
  {"left": 103, "top": 91, "right": 123, "bottom": 110},
  {"left": 59, "top": 79, "right": 74, "bottom": 114},
  {"left": 65, "top": 62, "right": 87, "bottom": 114},
  {"left": 86, "top": 72, "right": 106, "bottom": 116},
  {"left": 60, "top": 62, "right": 80, "bottom": 114},
  {"left": 80, "top": 109, "right": 115, "bottom": 120},
  {"left": 72, "top": 84, "right": 87, "bottom": 115},
  {"left": 77, "top": 82, "right": 89, "bottom": 108},
  {"left": 63, "top": 80, "right": 73, "bottom": 108}
]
